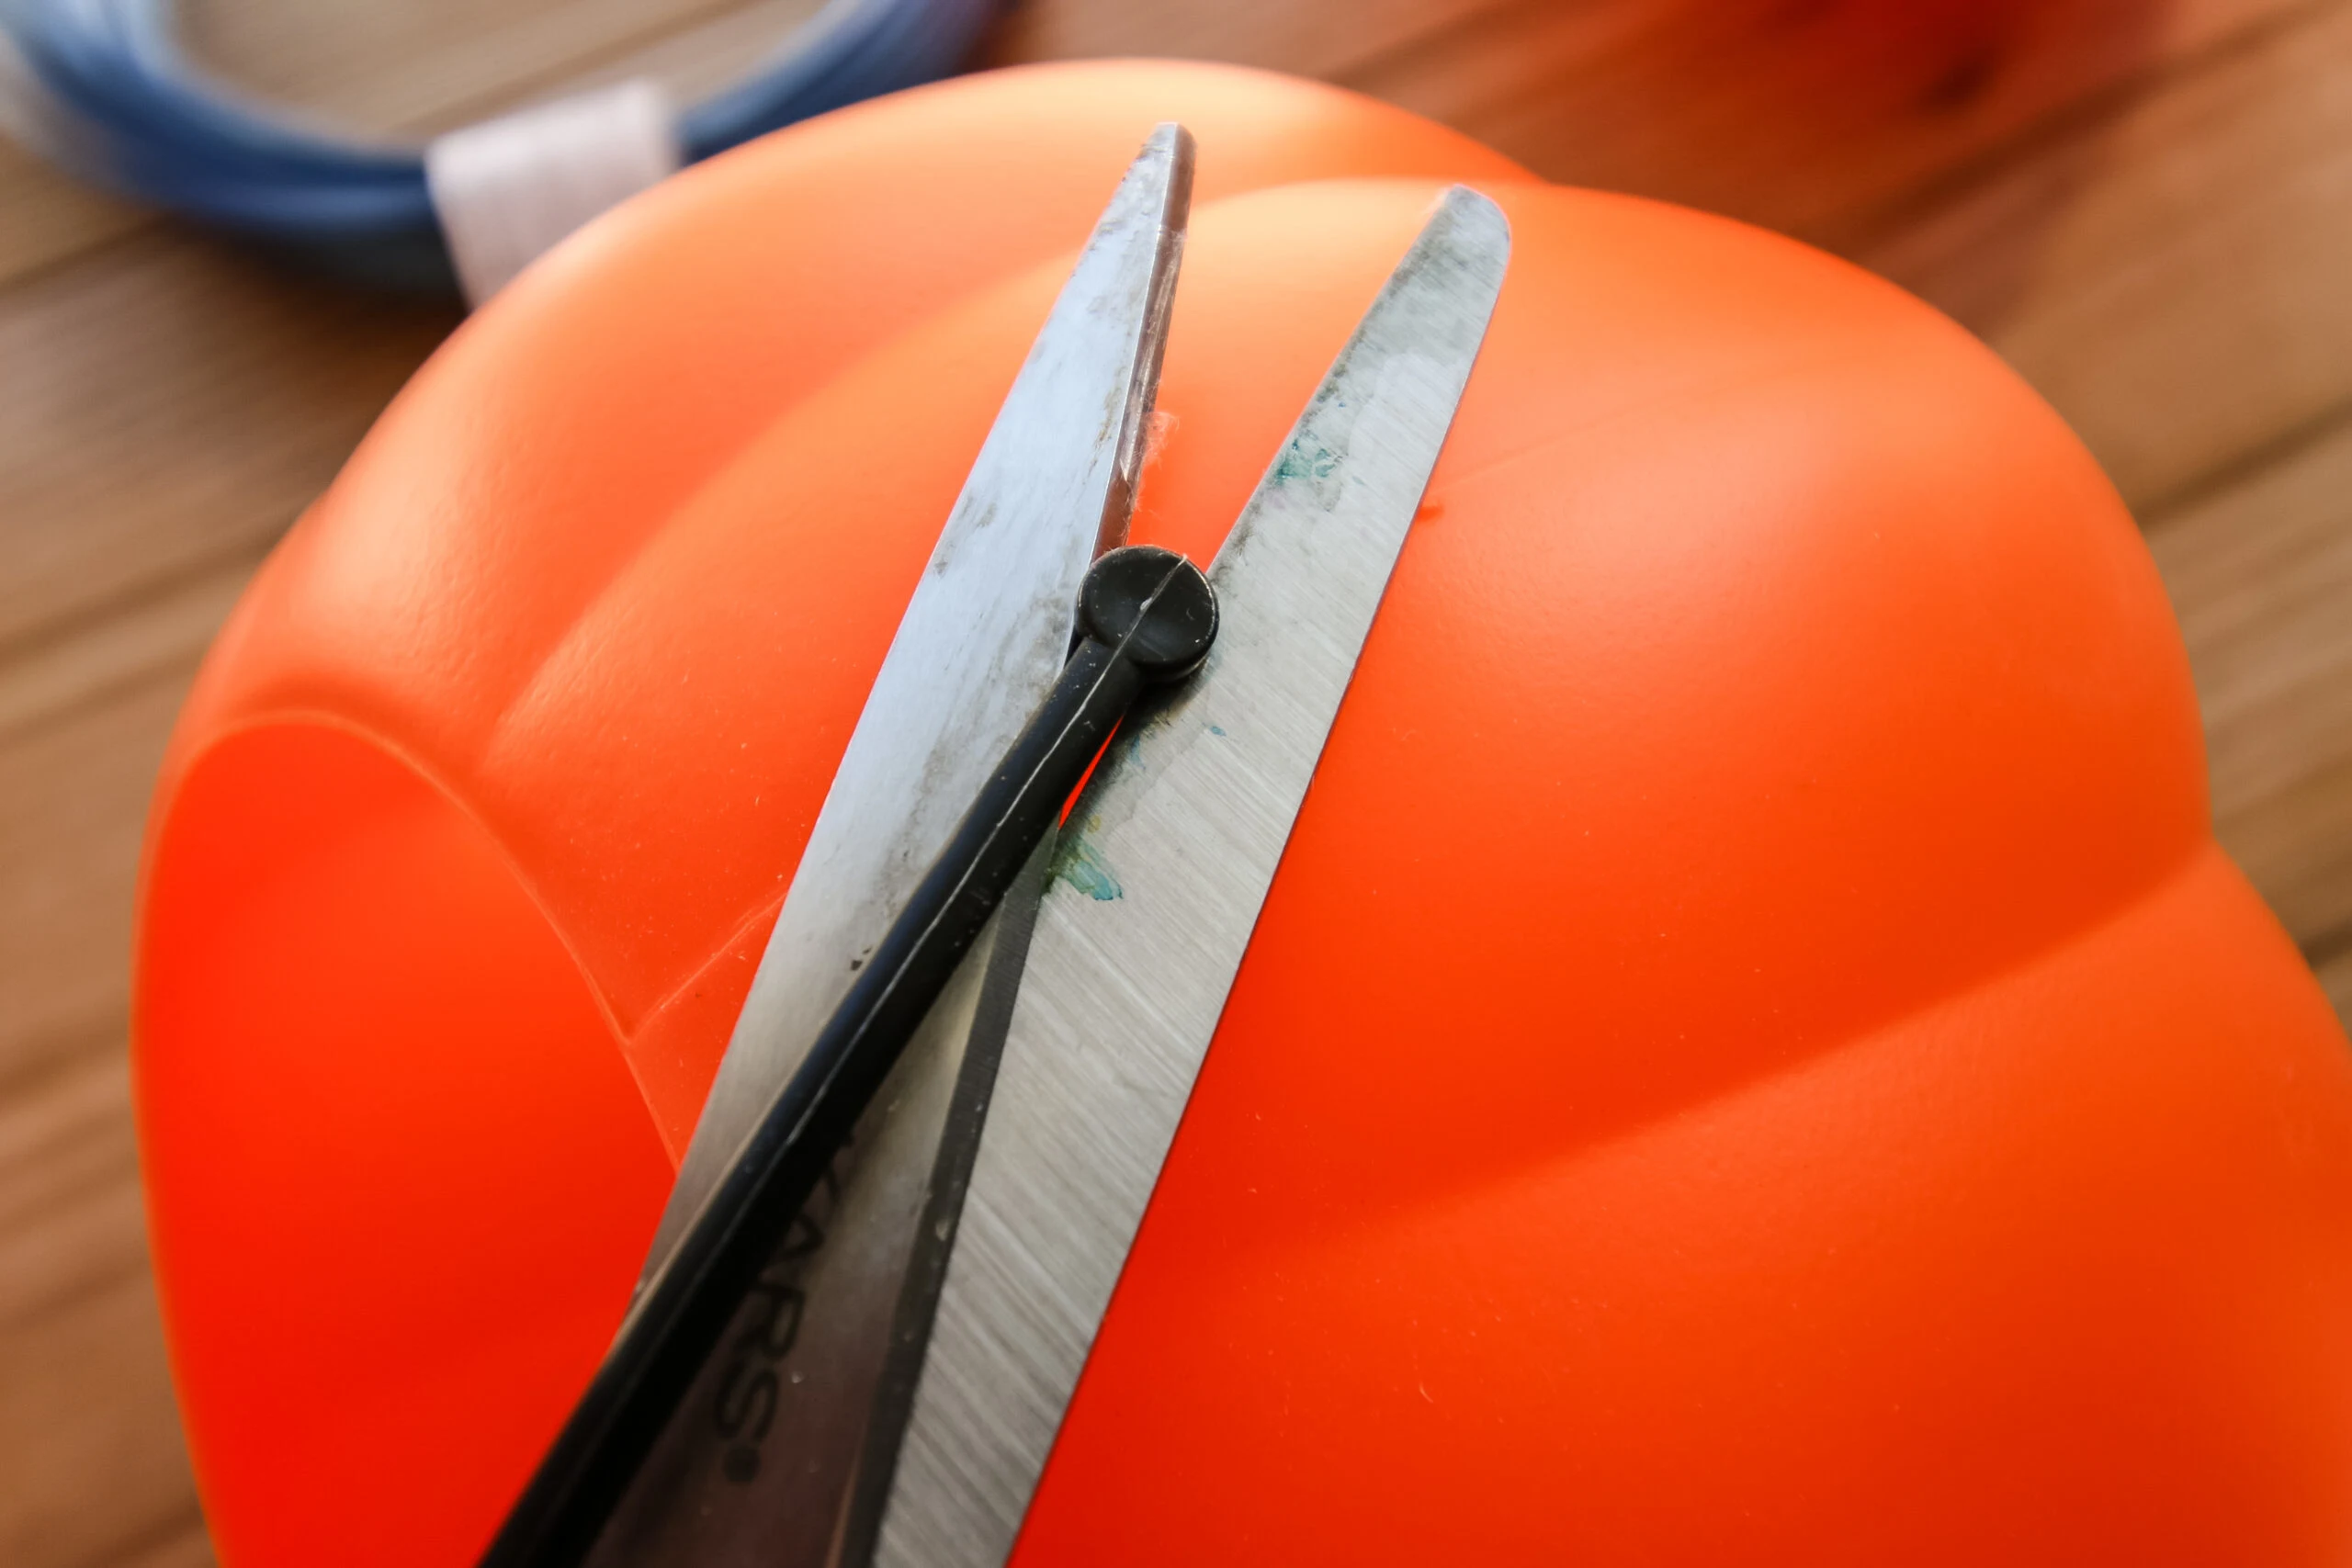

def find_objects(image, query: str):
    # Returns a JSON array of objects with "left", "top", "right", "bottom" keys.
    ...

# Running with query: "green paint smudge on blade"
[{"left": 1049, "top": 830, "right": 1123, "bottom": 901}]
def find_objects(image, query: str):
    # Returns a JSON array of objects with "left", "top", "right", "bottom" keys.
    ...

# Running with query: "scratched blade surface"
[
  {"left": 869, "top": 186, "right": 1512, "bottom": 1568},
  {"left": 584, "top": 842, "right": 1052, "bottom": 1568},
  {"left": 641, "top": 123, "right": 1193, "bottom": 1288},
  {"left": 582, "top": 126, "right": 1190, "bottom": 1568}
]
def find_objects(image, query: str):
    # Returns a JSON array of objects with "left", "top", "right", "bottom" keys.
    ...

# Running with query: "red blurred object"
[{"left": 136, "top": 58, "right": 2352, "bottom": 1568}]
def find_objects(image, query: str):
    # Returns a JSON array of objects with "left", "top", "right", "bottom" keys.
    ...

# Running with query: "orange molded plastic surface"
[{"left": 136, "top": 59, "right": 2352, "bottom": 1568}]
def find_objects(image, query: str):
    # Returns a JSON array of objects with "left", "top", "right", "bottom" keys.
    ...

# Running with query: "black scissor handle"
[{"left": 481, "top": 545, "right": 1216, "bottom": 1568}]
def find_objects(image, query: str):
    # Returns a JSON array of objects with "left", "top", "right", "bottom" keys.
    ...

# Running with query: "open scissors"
[{"left": 480, "top": 123, "right": 1510, "bottom": 1568}]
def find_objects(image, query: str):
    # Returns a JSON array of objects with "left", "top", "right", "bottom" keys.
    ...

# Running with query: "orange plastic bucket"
[{"left": 137, "top": 60, "right": 2352, "bottom": 1568}]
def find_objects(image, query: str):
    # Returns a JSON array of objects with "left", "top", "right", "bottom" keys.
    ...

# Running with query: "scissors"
[{"left": 480, "top": 123, "right": 1510, "bottom": 1568}]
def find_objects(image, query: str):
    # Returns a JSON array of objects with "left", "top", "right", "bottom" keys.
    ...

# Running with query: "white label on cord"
[{"left": 426, "top": 78, "right": 682, "bottom": 307}]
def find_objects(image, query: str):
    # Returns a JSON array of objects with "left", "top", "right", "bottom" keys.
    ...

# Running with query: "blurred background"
[{"left": 5, "top": 0, "right": 2348, "bottom": 1562}]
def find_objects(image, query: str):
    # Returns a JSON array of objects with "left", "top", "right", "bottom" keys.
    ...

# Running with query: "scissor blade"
[
  {"left": 868, "top": 186, "right": 1512, "bottom": 1567},
  {"left": 641, "top": 123, "right": 1194, "bottom": 1287}
]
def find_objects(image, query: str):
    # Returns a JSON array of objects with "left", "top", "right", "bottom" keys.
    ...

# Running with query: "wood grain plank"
[
  {"left": 0, "top": 1122, "right": 204, "bottom": 1566},
  {"left": 0, "top": 654, "right": 220, "bottom": 1094},
  {"left": 0, "top": 1049, "right": 147, "bottom": 1336},
  {"left": 0, "top": 557, "right": 250, "bottom": 1568},
  {"left": 0, "top": 544, "right": 252, "bottom": 1098},
  {"left": 0, "top": 234, "right": 455, "bottom": 654},
  {"left": 2148, "top": 415, "right": 2352, "bottom": 963},
  {"left": 110, "top": 1517, "right": 214, "bottom": 1568},
  {"left": 183, "top": 0, "right": 826, "bottom": 137},
  {"left": 0, "top": 1270, "right": 208, "bottom": 1568},
  {"left": 1864, "top": 0, "right": 2352, "bottom": 510},
  {"left": 110, "top": 1517, "right": 215, "bottom": 1568},
  {"left": 0, "top": 141, "right": 146, "bottom": 294},
  {"left": 1357, "top": 0, "right": 2309, "bottom": 243},
  {"left": 984, "top": 0, "right": 1505, "bottom": 80},
  {"left": 0, "top": 559, "right": 256, "bottom": 749},
  {"left": 993, "top": 0, "right": 2304, "bottom": 244},
  {"left": 2318, "top": 945, "right": 2352, "bottom": 1026}
]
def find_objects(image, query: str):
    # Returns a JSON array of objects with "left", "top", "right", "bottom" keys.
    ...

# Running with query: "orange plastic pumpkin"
[{"left": 135, "top": 59, "right": 2352, "bottom": 1568}]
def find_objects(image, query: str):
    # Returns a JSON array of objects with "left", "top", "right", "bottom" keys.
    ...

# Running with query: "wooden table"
[{"left": 6, "top": 2, "right": 2348, "bottom": 1562}]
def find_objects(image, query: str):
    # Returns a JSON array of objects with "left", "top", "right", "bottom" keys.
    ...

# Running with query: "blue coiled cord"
[{"left": 0, "top": 0, "right": 999, "bottom": 288}]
